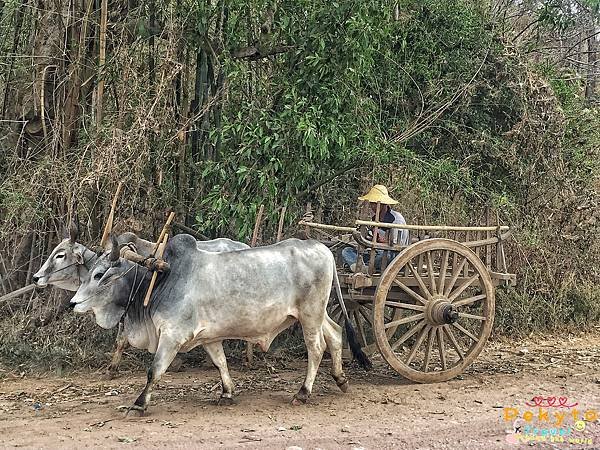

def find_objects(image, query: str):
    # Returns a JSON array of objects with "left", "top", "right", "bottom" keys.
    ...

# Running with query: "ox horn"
[
  {"left": 109, "top": 234, "right": 120, "bottom": 264},
  {"left": 69, "top": 220, "right": 79, "bottom": 244}
]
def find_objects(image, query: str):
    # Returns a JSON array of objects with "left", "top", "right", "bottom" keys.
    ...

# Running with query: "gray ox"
[
  {"left": 33, "top": 227, "right": 249, "bottom": 376},
  {"left": 71, "top": 234, "right": 369, "bottom": 414}
]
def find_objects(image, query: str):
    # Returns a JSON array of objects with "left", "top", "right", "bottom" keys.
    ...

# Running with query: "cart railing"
[
  {"left": 354, "top": 220, "right": 510, "bottom": 232},
  {"left": 299, "top": 219, "right": 512, "bottom": 276}
]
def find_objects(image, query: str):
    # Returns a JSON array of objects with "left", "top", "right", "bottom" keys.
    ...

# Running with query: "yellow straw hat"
[{"left": 358, "top": 184, "right": 398, "bottom": 205}]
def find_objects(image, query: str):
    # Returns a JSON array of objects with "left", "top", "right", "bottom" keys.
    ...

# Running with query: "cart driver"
[{"left": 342, "top": 184, "right": 409, "bottom": 272}]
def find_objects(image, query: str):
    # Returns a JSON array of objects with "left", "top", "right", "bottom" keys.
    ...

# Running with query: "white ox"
[
  {"left": 71, "top": 234, "right": 370, "bottom": 414},
  {"left": 33, "top": 228, "right": 249, "bottom": 377}
]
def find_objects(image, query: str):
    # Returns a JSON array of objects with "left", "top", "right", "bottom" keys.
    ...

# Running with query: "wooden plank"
[
  {"left": 368, "top": 202, "right": 381, "bottom": 276},
  {"left": 463, "top": 231, "right": 470, "bottom": 277},
  {"left": 485, "top": 208, "right": 492, "bottom": 269}
]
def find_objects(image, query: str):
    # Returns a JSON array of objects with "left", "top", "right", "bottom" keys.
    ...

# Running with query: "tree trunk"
[{"left": 585, "top": 25, "right": 598, "bottom": 101}]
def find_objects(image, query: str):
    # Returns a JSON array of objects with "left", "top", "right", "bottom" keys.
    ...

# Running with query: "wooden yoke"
[
  {"left": 143, "top": 212, "right": 175, "bottom": 306},
  {"left": 153, "top": 212, "right": 175, "bottom": 254},
  {"left": 143, "top": 233, "right": 169, "bottom": 306},
  {"left": 120, "top": 248, "right": 170, "bottom": 272}
]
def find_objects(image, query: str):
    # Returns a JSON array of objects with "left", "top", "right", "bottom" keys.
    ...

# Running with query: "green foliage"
[
  {"left": 194, "top": 0, "right": 507, "bottom": 239},
  {"left": 1, "top": 0, "right": 600, "bottom": 360}
]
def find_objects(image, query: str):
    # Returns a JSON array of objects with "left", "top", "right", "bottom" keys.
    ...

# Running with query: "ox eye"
[
  {"left": 93, "top": 272, "right": 105, "bottom": 281},
  {"left": 56, "top": 253, "right": 65, "bottom": 259}
]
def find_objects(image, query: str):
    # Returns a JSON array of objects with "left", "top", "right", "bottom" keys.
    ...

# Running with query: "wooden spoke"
[
  {"left": 384, "top": 313, "right": 425, "bottom": 330},
  {"left": 385, "top": 301, "right": 425, "bottom": 312},
  {"left": 354, "top": 311, "right": 368, "bottom": 347},
  {"left": 423, "top": 327, "right": 435, "bottom": 372},
  {"left": 408, "top": 262, "right": 433, "bottom": 300},
  {"left": 426, "top": 251, "right": 437, "bottom": 295},
  {"left": 405, "top": 324, "right": 430, "bottom": 366},
  {"left": 452, "top": 322, "right": 480, "bottom": 343},
  {"left": 438, "top": 250, "right": 449, "bottom": 294},
  {"left": 443, "top": 257, "right": 467, "bottom": 297},
  {"left": 393, "top": 279, "right": 428, "bottom": 305},
  {"left": 443, "top": 325, "right": 465, "bottom": 360},
  {"left": 329, "top": 305, "right": 341, "bottom": 319},
  {"left": 416, "top": 253, "right": 424, "bottom": 277},
  {"left": 452, "top": 294, "right": 486, "bottom": 308},
  {"left": 358, "top": 306, "right": 373, "bottom": 326},
  {"left": 448, "top": 273, "right": 480, "bottom": 302},
  {"left": 452, "top": 251, "right": 458, "bottom": 276},
  {"left": 334, "top": 307, "right": 344, "bottom": 325},
  {"left": 457, "top": 311, "right": 486, "bottom": 321},
  {"left": 391, "top": 320, "right": 426, "bottom": 351},
  {"left": 436, "top": 327, "right": 447, "bottom": 370}
]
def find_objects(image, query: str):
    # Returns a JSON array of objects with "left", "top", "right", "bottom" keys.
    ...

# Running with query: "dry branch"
[{"left": 0, "top": 284, "right": 36, "bottom": 303}]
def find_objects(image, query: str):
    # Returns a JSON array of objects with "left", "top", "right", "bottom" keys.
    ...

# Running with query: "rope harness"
[{"left": 41, "top": 250, "right": 96, "bottom": 281}]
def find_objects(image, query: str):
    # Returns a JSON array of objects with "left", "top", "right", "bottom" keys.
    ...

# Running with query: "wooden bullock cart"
[{"left": 300, "top": 216, "right": 516, "bottom": 383}]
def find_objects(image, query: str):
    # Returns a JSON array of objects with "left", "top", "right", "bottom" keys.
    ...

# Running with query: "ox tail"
[{"left": 332, "top": 264, "right": 372, "bottom": 371}]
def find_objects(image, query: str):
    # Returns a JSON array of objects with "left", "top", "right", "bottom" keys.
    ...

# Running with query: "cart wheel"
[
  {"left": 328, "top": 296, "right": 400, "bottom": 358},
  {"left": 374, "top": 239, "right": 495, "bottom": 383}
]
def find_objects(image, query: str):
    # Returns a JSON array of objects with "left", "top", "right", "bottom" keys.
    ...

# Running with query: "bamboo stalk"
[
  {"left": 276, "top": 206, "right": 287, "bottom": 242},
  {"left": 251, "top": 205, "right": 264, "bottom": 247},
  {"left": 40, "top": 65, "right": 57, "bottom": 140},
  {"left": 97, "top": 0, "right": 108, "bottom": 126},
  {"left": 143, "top": 233, "right": 168, "bottom": 307},
  {"left": 99, "top": 182, "right": 123, "bottom": 248}
]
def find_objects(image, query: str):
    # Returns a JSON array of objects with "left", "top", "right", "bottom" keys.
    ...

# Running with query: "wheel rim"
[{"left": 373, "top": 239, "right": 495, "bottom": 383}]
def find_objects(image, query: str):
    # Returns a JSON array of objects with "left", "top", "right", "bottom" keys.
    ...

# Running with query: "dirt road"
[{"left": 1, "top": 333, "right": 599, "bottom": 449}]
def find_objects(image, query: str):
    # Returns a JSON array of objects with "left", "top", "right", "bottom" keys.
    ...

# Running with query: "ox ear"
[
  {"left": 109, "top": 234, "right": 120, "bottom": 266},
  {"left": 72, "top": 246, "right": 84, "bottom": 265},
  {"left": 69, "top": 220, "right": 79, "bottom": 244}
]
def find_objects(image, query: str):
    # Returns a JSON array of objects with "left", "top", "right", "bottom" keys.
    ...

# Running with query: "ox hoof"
[
  {"left": 216, "top": 396, "right": 235, "bottom": 406},
  {"left": 292, "top": 386, "right": 310, "bottom": 405},
  {"left": 291, "top": 396, "right": 308, "bottom": 406},
  {"left": 337, "top": 380, "right": 349, "bottom": 393},
  {"left": 124, "top": 405, "right": 146, "bottom": 417}
]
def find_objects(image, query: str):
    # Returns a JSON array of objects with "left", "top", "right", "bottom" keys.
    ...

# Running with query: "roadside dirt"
[{"left": 1, "top": 333, "right": 599, "bottom": 449}]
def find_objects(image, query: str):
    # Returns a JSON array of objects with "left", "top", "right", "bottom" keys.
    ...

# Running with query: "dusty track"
[{"left": 1, "top": 333, "right": 599, "bottom": 449}]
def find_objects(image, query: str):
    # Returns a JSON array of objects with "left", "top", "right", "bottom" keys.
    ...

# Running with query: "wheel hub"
[{"left": 426, "top": 296, "right": 459, "bottom": 325}]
